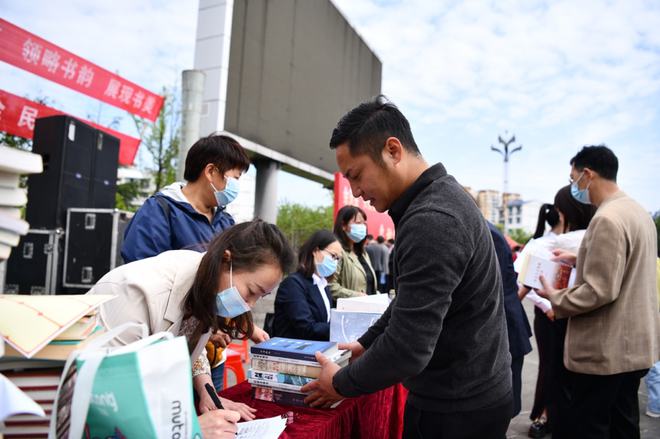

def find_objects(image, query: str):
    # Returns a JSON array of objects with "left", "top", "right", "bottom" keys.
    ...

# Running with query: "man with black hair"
[
  {"left": 539, "top": 145, "right": 659, "bottom": 438},
  {"left": 121, "top": 134, "right": 250, "bottom": 263},
  {"left": 302, "top": 96, "right": 513, "bottom": 438}
]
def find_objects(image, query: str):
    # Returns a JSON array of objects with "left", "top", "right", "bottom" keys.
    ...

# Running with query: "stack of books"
[
  {"left": 249, "top": 337, "right": 351, "bottom": 406},
  {"left": 0, "top": 294, "right": 115, "bottom": 437},
  {"left": 0, "top": 145, "right": 43, "bottom": 260}
]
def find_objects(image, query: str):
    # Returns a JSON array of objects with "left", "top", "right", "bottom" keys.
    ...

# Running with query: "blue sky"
[{"left": 2, "top": 0, "right": 659, "bottom": 212}]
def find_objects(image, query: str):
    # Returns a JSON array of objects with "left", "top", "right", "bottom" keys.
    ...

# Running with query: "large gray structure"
[{"left": 191, "top": 0, "right": 382, "bottom": 221}]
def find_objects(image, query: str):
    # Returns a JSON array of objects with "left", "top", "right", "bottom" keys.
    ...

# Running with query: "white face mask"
[{"left": 215, "top": 262, "right": 251, "bottom": 318}]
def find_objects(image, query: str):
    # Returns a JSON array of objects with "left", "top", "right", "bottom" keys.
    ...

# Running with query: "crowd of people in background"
[{"left": 85, "top": 96, "right": 658, "bottom": 439}]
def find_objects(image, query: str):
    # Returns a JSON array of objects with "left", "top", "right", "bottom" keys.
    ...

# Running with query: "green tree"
[
  {"left": 507, "top": 228, "right": 533, "bottom": 246},
  {"left": 132, "top": 87, "right": 180, "bottom": 192},
  {"left": 115, "top": 180, "right": 143, "bottom": 212},
  {"left": 276, "top": 203, "right": 334, "bottom": 250}
]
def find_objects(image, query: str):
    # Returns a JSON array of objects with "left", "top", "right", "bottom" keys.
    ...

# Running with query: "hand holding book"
[
  {"left": 551, "top": 249, "right": 577, "bottom": 267},
  {"left": 301, "top": 351, "right": 343, "bottom": 408}
]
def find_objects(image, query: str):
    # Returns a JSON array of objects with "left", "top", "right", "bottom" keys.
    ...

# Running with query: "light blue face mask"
[
  {"left": 215, "top": 263, "right": 251, "bottom": 318},
  {"left": 211, "top": 176, "right": 240, "bottom": 207},
  {"left": 316, "top": 253, "right": 338, "bottom": 278},
  {"left": 346, "top": 223, "right": 367, "bottom": 243},
  {"left": 570, "top": 173, "right": 591, "bottom": 204}
]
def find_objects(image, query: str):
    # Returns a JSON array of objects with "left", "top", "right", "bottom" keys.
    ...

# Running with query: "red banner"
[
  {"left": 333, "top": 173, "right": 395, "bottom": 239},
  {"left": 0, "top": 89, "right": 141, "bottom": 166},
  {"left": 0, "top": 19, "right": 163, "bottom": 121}
]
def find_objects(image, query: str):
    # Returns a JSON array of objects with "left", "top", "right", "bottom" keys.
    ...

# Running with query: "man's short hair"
[
  {"left": 570, "top": 145, "right": 618, "bottom": 181},
  {"left": 377, "top": 236, "right": 385, "bottom": 244},
  {"left": 329, "top": 95, "right": 420, "bottom": 165},
  {"left": 184, "top": 134, "right": 251, "bottom": 182}
]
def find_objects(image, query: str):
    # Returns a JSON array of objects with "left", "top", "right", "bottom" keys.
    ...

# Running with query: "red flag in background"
[
  {"left": 333, "top": 172, "right": 395, "bottom": 239},
  {"left": 0, "top": 18, "right": 163, "bottom": 121},
  {"left": 0, "top": 89, "right": 141, "bottom": 166}
]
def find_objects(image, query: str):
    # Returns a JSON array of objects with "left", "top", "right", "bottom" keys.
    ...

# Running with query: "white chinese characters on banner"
[
  {"left": 17, "top": 106, "right": 39, "bottom": 131},
  {"left": 142, "top": 95, "right": 156, "bottom": 114},
  {"left": 0, "top": 99, "right": 6, "bottom": 119},
  {"left": 60, "top": 58, "right": 78, "bottom": 80},
  {"left": 104, "top": 79, "right": 121, "bottom": 99},
  {"left": 131, "top": 91, "right": 145, "bottom": 109},
  {"left": 21, "top": 38, "right": 42, "bottom": 65},
  {"left": 118, "top": 85, "right": 134, "bottom": 104},
  {"left": 76, "top": 65, "right": 94, "bottom": 87},
  {"left": 41, "top": 49, "right": 60, "bottom": 73}
]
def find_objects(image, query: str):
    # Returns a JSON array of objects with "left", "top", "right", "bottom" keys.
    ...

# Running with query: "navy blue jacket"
[
  {"left": 121, "top": 188, "right": 234, "bottom": 263},
  {"left": 272, "top": 272, "right": 332, "bottom": 341},
  {"left": 488, "top": 222, "right": 532, "bottom": 359}
]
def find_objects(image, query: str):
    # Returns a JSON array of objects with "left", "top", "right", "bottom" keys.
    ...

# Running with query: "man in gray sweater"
[{"left": 302, "top": 96, "right": 513, "bottom": 438}]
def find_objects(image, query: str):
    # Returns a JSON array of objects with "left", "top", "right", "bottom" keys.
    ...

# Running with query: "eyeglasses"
[
  {"left": 322, "top": 249, "right": 342, "bottom": 261},
  {"left": 568, "top": 172, "right": 584, "bottom": 185}
]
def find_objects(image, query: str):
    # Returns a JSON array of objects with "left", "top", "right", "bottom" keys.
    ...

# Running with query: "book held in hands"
[{"left": 249, "top": 337, "right": 350, "bottom": 407}]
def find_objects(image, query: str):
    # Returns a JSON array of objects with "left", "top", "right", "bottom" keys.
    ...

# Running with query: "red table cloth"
[{"left": 220, "top": 381, "right": 408, "bottom": 439}]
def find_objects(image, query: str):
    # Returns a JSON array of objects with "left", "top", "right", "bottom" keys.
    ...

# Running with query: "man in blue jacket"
[
  {"left": 121, "top": 134, "right": 251, "bottom": 263},
  {"left": 488, "top": 221, "right": 533, "bottom": 418}
]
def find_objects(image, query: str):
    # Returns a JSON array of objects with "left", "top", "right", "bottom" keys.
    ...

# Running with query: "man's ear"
[
  {"left": 203, "top": 163, "right": 216, "bottom": 182},
  {"left": 383, "top": 137, "right": 403, "bottom": 165}
]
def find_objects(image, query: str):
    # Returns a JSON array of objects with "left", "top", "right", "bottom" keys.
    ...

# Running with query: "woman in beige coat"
[
  {"left": 88, "top": 219, "right": 295, "bottom": 438},
  {"left": 329, "top": 205, "right": 378, "bottom": 301}
]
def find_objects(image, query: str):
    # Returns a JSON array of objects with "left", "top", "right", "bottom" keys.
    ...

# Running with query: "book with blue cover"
[{"left": 250, "top": 337, "right": 338, "bottom": 362}]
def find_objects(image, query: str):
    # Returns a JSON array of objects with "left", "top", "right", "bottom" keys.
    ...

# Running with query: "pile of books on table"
[
  {"left": 249, "top": 337, "right": 350, "bottom": 407},
  {"left": 0, "top": 294, "right": 114, "bottom": 438},
  {"left": 0, "top": 145, "right": 43, "bottom": 261}
]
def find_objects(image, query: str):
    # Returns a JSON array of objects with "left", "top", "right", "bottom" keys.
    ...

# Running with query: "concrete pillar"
[
  {"left": 254, "top": 159, "right": 280, "bottom": 223},
  {"left": 177, "top": 70, "right": 206, "bottom": 181}
]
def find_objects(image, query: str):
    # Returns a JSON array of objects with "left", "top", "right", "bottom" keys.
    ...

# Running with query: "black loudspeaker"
[
  {"left": 5, "top": 229, "right": 64, "bottom": 295},
  {"left": 25, "top": 115, "right": 119, "bottom": 228}
]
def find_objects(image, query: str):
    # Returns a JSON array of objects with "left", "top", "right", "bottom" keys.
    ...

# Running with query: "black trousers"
[
  {"left": 553, "top": 368, "right": 648, "bottom": 439},
  {"left": 511, "top": 355, "right": 524, "bottom": 417},
  {"left": 402, "top": 395, "right": 513, "bottom": 439},
  {"left": 530, "top": 308, "right": 567, "bottom": 427}
]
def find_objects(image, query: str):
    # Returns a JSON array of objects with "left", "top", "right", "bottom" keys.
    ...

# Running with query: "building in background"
[
  {"left": 476, "top": 189, "right": 502, "bottom": 224},
  {"left": 506, "top": 199, "right": 543, "bottom": 234}
]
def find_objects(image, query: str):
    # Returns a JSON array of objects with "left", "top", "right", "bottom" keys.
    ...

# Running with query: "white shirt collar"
[
  {"left": 312, "top": 273, "right": 328, "bottom": 288},
  {"left": 312, "top": 273, "right": 331, "bottom": 322}
]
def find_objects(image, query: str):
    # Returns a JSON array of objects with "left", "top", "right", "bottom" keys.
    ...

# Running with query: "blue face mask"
[
  {"left": 211, "top": 176, "right": 239, "bottom": 207},
  {"left": 346, "top": 223, "right": 367, "bottom": 243},
  {"left": 215, "top": 263, "right": 251, "bottom": 318},
  {"left": 316, "top": 254, "right": 338, "bottom": 278},
  {"left": 570, "top": 173, "right": 591, "bottom": 204}
]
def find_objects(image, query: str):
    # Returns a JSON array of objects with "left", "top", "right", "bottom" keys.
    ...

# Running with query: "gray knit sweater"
[{"left": 333, "top": 163, "right": 512, "bottom": 412}]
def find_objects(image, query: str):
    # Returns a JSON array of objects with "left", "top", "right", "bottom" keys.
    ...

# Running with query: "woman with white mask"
[
  {"left": 88, "top": 220, "right": 295, "bottom": 437},
  {"left": 272, "top": 230, "right": 343, "bottom": 340},
  {"left": 329, "top": 205, "right": 377, "bottom": 301}
]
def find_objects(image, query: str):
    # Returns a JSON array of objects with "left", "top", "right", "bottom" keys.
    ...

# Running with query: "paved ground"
[{"left": 247, "top": 292, "right": 660, "bottom": 438}]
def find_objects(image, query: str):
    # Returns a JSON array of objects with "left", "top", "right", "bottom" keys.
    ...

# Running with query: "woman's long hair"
[
  {"left": 533, "top": 203, "right": 560, "bottom": 239},
  {"left": 333, "top": 205, "right": 368, "bottom": 256},
  {"left": 554, "top": 185, "right": 596, "bottom": 233},
  {"left": 182, "top": 219, "right": 295, "bottom": 351},
  {"left": 297, "top": 230, "right": 338, "bottom": 278}
]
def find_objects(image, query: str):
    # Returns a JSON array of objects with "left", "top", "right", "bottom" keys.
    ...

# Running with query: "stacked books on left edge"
[
  {"left": 0, "top": 294, "right": 115, "bottom": 438},
  {"left": 0, "top": 144, "right": 43, "bottom": 261},
  {"left": 249, "top": 337, "right": 351, "bottom": 407}
]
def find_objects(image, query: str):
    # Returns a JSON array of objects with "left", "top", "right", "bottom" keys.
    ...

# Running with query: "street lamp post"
[{"left": 490, "top": 133, "right": 522, "bottom": 227}]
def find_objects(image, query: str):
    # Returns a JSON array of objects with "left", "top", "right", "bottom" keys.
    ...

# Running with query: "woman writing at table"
[
  {"left": 272, "top": 230, "right": 342, "bottom": 341},
  {"left": 87, "top": 219, "right": 295, "bottom": 438},
  {"left": 329, "top": 206, "right": 378, "bottom": 301}
]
